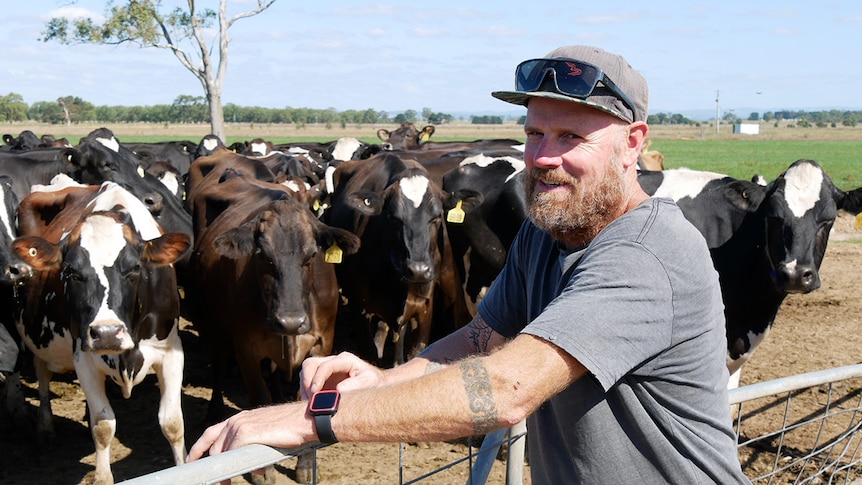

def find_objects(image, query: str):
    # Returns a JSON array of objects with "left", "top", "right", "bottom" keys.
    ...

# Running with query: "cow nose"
[
  {"left": 86, "top": 323, "right": 132, "bottom": 353},
  {"left": 5, "top": 261, "right": 33, "bottom": 284},
  {"left": 776, "top": 264, "right": 820, "bottom": 293},
  {"left": 406, "top": 261, "right": 434, "bottom": 282},
  {"left": 272, "top": 313, "right": 311, "bottom": 335},
  {"left": 142, "top": 192, "right": 164, "bottom": 215}
]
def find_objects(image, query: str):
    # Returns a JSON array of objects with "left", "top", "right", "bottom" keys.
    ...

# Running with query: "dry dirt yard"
[{"left": 2, "top": 214, "right": 862, "bottom": 485}]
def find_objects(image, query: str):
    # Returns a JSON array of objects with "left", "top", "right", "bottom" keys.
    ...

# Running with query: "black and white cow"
[
  {"left": 10, "top": 181, "right": 191, "bottom": 484},
  {"left": 441, "top": 153, "right": 528, "bottom": 313},
  {"left": 639, "top": 160, "right": 862, "bottom": 387}
]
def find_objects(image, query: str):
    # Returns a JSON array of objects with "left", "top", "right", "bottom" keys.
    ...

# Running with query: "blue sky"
[{"left": 3, "top": 1, "right": 861, "bottom": 119}]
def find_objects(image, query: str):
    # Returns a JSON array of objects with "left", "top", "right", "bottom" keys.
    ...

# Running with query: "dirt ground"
[{"left": 2, "top": 214, "right": 862, "bottom": 485}]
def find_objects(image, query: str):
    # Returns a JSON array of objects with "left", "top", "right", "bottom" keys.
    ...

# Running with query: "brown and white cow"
[
  {"left": 10, "top": 181, "right": 190, "bottom": 485},
  {"left": 186, "top": 168, "right": 360, "bottom": 421},
  {"left": 325, "top": 153, "right": 475, "bottom": 366}
]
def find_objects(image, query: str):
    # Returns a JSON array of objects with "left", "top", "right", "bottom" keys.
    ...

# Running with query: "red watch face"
[{"left": 309, "top": 390, "right": 340, "bottom": 414}]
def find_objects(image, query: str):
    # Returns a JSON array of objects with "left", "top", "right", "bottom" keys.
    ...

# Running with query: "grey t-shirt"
[{"left": 478, "top": 197, "right": 749, "bottom": 484}]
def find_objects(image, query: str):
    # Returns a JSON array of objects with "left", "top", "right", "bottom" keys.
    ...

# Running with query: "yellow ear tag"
[
  {"left": 855, "top": 213, "right": 862, "bottom": 229},
  {"left": 313, "top": 200, "right": 320, "bottom": 211},
  {"left": 325, "top": 243, "right": 343, "bottom": 264},
  {"left": 447, "top": 200, "right": 465, "bottom": 224}
]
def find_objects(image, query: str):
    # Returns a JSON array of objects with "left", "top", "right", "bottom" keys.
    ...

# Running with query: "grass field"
[{"left": 4, "top": 120, "right": 862, "bottom": 190}]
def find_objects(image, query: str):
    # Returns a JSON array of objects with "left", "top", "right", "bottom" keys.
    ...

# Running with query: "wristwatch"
[{"left": 308, "top": 390, "right": 341, "bottom": 443}]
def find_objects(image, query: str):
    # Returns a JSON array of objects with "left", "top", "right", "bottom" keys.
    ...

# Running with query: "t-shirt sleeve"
[{"left": 523, "top": 240, "right": 674, "bottom": 391}]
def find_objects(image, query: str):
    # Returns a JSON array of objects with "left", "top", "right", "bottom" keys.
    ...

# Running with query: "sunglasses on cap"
[{"left": 515, "top": 58, "right": 637, "bottom": 121}]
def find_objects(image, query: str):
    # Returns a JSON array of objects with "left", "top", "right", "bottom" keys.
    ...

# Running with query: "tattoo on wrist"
[{"left": 459, "top": 358, "right": 498, "bottom": 435}]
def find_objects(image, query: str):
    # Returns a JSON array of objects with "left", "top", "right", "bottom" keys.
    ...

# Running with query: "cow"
[
  {"left": 377, "top": 122, "right": 436, "bottom": 150},
  {"left": 1, "top": 130, "right": 41, "bottom": 151},
  {"left": 10, "top": 181, "right": 190, "bottom": 485},
  {"left": 638, "top": 160, "right": 862, "bottom": 389},
  {"left": 324, "top": 153, "right": 474, "bottom": 366},
  {"left": 441, "top": 154, "right": 528, "bottom": 314},
  {"left": 123, "top": 140, "right": 198, "bottom": 178},
  {"left": 186, "top": 169, "right": 360, "bottom": 423},
  {"left": 0, "top": 149, "right": 78, "bottom": 202},
  {"left": 639, "top": 139, "right": 665, "bottom": 171}
]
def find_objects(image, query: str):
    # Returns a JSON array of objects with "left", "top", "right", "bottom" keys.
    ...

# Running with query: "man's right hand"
[{"left": 299, "top": 352, "right": 385, "bottom": 400}]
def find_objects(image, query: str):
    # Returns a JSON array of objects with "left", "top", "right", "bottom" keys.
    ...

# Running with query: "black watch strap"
[{"left": 313, "top": 414, "right": 338, "bottom": 444}]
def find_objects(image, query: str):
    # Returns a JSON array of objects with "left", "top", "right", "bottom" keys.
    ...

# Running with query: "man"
[{"left": 188, "top": 45, "right": 749, "bottom": 483}]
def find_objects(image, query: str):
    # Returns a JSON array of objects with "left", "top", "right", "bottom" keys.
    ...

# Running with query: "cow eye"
[
  {"left": 61, "top": 265, "right": 81, "bottom": 283},
  {"left": 125, "top": 264, "right": 141, "bottom": 279}
]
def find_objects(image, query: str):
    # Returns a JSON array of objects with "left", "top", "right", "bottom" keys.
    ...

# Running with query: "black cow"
[
  {"left": 639, "top": 160, "right": 862, "bottom": 386},
  {"left": 442, "top": 154, "right": 528, "bottom": 313},
  {"left": 325, "top": 153, "right": 475, "bottom": 365},
  {"left": 124, "top": 140, "right": 198, "bottom": 178}
]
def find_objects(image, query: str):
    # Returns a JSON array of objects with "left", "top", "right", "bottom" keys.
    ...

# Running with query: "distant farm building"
[{"left": 733, "top": 123, "right": 760, "bottom": 135}]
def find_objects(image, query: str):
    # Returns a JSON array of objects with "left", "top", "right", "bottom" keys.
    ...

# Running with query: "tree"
[
  {"left": 41, "top": 0, "right": 275, "bottom": 141},
  {"left": 0, "top": 93, "right": 29, "bottom": 122}
]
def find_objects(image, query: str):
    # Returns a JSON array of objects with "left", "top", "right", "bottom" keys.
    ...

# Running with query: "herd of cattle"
[{"left": 0, "top": 122, "right": 859, "bottom": 483}]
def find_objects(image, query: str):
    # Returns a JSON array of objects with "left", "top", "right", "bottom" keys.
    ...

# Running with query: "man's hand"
[
  {"left": 186, "top": 402, "right": 313, "bottom": 463},
  {"left": 300, "top": 351, "right": 384, "bottom": 400}
]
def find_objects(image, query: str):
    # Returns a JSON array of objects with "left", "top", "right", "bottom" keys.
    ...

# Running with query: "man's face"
[{"left": 522, "top": 98, "right": 631, "bottom": 248}]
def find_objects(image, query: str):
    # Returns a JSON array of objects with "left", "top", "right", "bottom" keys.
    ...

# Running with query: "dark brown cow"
[
  {"left": 10, "top": 181, "right": 190, "bottom": 484},
  {"left": 324, "top": 153, "right": 475, "bottom": 366},
  {"left": 187, "top": 169, "right": 360, "bottom": 422}
]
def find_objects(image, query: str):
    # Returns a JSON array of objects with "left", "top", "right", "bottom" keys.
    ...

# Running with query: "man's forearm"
[{"left": 380, "top": 314, "right": 504, "bottom": 386}]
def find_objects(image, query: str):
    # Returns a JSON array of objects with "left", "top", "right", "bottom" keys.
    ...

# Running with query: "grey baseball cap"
[{"left": 492, "top": 45, "right": 648, "bottom": 123}]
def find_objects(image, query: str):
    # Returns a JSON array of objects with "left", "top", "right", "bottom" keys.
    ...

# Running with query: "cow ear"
[
  {"left": 317, "top": 226, "right": 361, "bottom": 256},
  {"left": 445, "top": 189, "right": 484, "bottom": 213},
  {"left": 143, "top": 233, "right": 191, "bottom": 266},
  {"left": 213, "top": 223, "right": 255, "bottom": 259},
  {"left": 837, "top": 186, "right": 862, "bottom": 215},
  {"left": 11, "top": 236, "right": 62, "bottom": 271},
  {"left": 376, "top": 129, "right": 391, "bottom": 142},
  {"left": 346, "top": 191, "right": 383, "bottom": 216}
]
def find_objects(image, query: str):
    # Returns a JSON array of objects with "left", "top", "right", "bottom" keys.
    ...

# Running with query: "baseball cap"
[{"left": 492, "top": 45, "right": 649, "bottom": 123}]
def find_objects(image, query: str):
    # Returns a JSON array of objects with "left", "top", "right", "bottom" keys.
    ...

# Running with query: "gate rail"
[{"left": 121, "top": 363, "right": 862, "bottom": 485}]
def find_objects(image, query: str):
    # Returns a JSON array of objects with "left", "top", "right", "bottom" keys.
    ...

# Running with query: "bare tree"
[{"left": 42, "top": 0, "right": 275, "bottom": 141}]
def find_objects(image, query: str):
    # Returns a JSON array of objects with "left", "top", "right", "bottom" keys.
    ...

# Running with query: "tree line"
[{"left": 0, "top": 93, "right": 503, "bottom": 127}]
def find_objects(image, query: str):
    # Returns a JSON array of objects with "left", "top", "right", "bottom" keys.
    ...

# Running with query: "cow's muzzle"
[
  {"left": 269, "top": 313, "right": 311, "bottom": 336},
  {"left": 773, "top": 263, "right": 820, "bottom": 293},
  {"left": 84, "top": 322, "right": 134, "bottom": 354}
]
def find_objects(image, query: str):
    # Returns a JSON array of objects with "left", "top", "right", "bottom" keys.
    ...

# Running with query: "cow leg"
[
  {"left": 154, "top": 325, "right": 187, "bottom": 465},
  {"left": 235, "top": 348, "right": 273, "bottom": 409},
  {"left": 1, "top": 372, "right": 28, "bottom": 431},
  {"left": 76, "top": 359, "right": 115, "bottom": 485},
  {"left": 295, "top": 449, "right": 317, "bottom": 484},
  {"left": 33, "top": 356, "right": 55, "bottom": 443}
]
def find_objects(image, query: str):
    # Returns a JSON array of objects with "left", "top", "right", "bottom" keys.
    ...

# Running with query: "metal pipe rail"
[{"left": 120, "top": 363, "right": 862, "bottom": 485}]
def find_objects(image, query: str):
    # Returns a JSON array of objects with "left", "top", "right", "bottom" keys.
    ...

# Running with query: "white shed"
[{"left": 733, "top": 123, "right": 760, "bottom": 135}]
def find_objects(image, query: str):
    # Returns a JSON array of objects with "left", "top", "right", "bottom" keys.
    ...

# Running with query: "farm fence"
[{"left": 120, "top": 363, "right": 862, "bottom": 485}]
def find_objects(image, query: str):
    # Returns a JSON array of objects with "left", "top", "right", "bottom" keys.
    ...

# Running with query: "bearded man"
[{"left": 189, "top": 45, "right": 750, "bottom": 484}]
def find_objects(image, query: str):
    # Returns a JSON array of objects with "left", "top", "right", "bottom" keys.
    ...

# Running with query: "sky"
[{"left": 2, "top": 1, "right": 861, "bottom": 120}]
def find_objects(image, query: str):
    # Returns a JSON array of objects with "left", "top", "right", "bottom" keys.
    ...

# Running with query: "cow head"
[
  {"left": 11, "top": 210, "right": 190, "bottom": 354},
  {"left": 760, "top": 159, "right": 852, "bottom": 294},
  {"left": 346, "top": 167, "right": 448, "bottom": 286},
  {"left": 377, "top": 123, "right": 436, "bottom": 151},
  {"left": 212, "top": 195, "right": 360, "bottom": 335}
]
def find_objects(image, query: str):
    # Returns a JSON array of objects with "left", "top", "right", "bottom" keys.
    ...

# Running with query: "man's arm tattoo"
[
  {"left": 468, "top": 315, "right": 494, "bottom": 353},
  {"left": 459, "top": 357, "right": 499, "bottom": 435}
]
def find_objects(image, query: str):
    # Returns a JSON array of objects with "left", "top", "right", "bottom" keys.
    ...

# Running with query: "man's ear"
[{"left": 624, "top": 121, "right": 649, "bottom": 169}]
